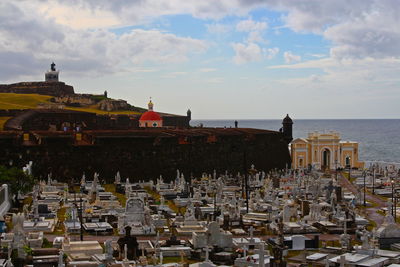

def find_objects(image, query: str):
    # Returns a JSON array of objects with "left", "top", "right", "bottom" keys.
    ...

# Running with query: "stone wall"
[
  {"left": 4, "top": 110, "right": 139, "bottom": 131},
  {"left": 98, "top": 99, "right": 129, "bottom": 111},
  {"left": 162, "top": 115, "right": 191, "bottom": 128},
  {"left": 53, "top": 95, "right": 96, "bottom": 106},
  {"left": 0, "top": 128, "right": 291, "bottom": 182},
  {"left": 0, "top": 82, "right": 74, "bottom": 96}
]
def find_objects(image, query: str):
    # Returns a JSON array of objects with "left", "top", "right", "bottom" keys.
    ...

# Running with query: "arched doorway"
[
  {"left": 345, "top": 156, "right": 351, "bottom": 167},
  {"left": 322, "top": 149, "right": 331, "bottom": 170}
]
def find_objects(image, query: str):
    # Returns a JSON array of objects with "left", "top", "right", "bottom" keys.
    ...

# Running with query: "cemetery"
[{"left": 0, "top": 161, "right": 400, "bottom": 267}]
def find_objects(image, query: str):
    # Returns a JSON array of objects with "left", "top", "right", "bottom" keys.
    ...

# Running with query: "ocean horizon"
[{"left": 192, "top": 119, "right": 400, "bottom": 164}]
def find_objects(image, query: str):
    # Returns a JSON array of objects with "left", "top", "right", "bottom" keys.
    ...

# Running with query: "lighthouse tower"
[{"left": 45, "top": 62, "right": 59, "bottom": 82}]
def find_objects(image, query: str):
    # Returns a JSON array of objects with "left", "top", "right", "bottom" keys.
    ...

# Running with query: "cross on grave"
[
  {"left": 340, "top": 212, "right": 352, "bottom": 251},
  {"left": 204, "top": 246, "right": 211, "bottom": 262},
  {"left": 249, "top": 226, "right": 255, "bottom": 242},
  {"left": 339, "top": 255, "right": 346, "bottom": 267},
  {"left": 155, "top": 231, "right": 160, "bottom": 251},
  {"left": 254, "top": 242, "right": 266, "bottom": 267},
  {"left": 124, "top": 244, "right": 128, "bottom": 261}
]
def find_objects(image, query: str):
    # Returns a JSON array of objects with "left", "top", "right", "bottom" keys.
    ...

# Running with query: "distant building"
[
  {"left": 45, "top": 62, "right": 59, "bottom": 82},
  {"left": 291, "top": 131, "right": 364, "bottom": 170},
  {"left": 139, "top": 99, "right": 163, "bottom": 128}
]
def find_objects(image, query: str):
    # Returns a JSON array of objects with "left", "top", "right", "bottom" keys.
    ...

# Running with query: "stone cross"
[
  {"left": 81, "top": 173, "right": 86, "bottom": 186},
  {"left": 249, "top": 226, "right": 255, "bottom": 241},
  {"left": 58, "top": 250, "right": 64, "bottom": 267},
  {"left": 123, "top": 244, "right": 128, "bottom": 261},
  {"left": 180, "top": 250, "right": 185, "bottom": 264},
  {"left": 115, "top": 171, "right": 121, "bottom": 184},
  {"left": 339, "top": 255, "right": 346, "bottom": 267},
  {"left": 204, "top": 246, "right": 211, "bottom": 262},
  {"left": 155, "top": 231, "right": 160, "bottom": 250},
  {"left": 105, "top": 240, "right": 113, "bottom": 260},
  {"left": 255, "top": 242, "right": 266, "bottom": 267},
  {"left": 47, "top": 173, "right": 52, "bottom": 185}
]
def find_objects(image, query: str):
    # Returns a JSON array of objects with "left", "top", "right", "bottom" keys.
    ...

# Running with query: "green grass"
[
  {"left": 0, "top": 93, "right": 52, "bottom": 109},
  {"left": 366, "top": 218, "right": 377, "bottom": 231},
  {"left": 0, "top": 117, "right": 11, "bottom": 130},
  {"left": 53, "top": 206, "right": 67, "bottom": 235},
  {"left": 67, "top": 105, "right": 141, "bottom": 115},
  {"left": 144, "top": 186, "right": 160, "bottom": 202},
  {"left": 104, "top": 184, "right": 126, "bottom": 207}
]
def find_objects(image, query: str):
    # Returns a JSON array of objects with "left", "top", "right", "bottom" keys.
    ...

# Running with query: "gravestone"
[{"left": 291, "top": 235, "right": 306, "bottom": 250}]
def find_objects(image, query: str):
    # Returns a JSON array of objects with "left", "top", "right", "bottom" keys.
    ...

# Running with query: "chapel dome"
[{"left": 140, "top": 111, "right": 162, "bottom": 121}]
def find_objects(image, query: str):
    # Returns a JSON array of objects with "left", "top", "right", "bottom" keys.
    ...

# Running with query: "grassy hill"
[
  {"left": 0, "top": 117, "right": 11, "bottom": 130},
  {"left": 0, "top": 93, "right": 142, "bottom": 115},
  {"left": 0, "top": 93, "right": 52, "bottom": 109},
  {"left": 0, "top": 93, "right": 143, "bottom": 130}
]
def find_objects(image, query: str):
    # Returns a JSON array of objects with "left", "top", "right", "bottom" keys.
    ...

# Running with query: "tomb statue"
[
  {"left": 193, "top": 188, "right": 201, "bottom": 202},
  {"left": 115, "top": 171, "right": 121, "bottom": 184},
  {"left": 105, "top": 239, "right": 113, "bottom": 260},
  {"left": 81, "top": 173, "right": 86, "bottom": 186},
  {"left": 117, "top": 226, "right": 139, "bottom": 260},
  {"left": 12, "top": 213, "right": 27, "bottom": 258},
  {"left": 361, "top": 228, "right": 371, "bottom": 250}
]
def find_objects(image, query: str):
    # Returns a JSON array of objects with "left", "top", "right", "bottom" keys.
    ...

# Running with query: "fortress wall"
[
  {"left": 0, "top": 129, "right": 291, "bottom": 182},
  {"left": 0, "top": 82, "right": 74, "bottom": 96}
]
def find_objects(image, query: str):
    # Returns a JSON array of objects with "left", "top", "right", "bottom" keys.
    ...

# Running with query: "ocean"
[{"left": 191, "top": 119, "right": 400, "bottom": 164}]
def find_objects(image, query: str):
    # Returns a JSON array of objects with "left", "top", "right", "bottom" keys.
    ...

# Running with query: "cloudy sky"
[{"left": 1, "top": 0, "right": 399, "bottom": 119}]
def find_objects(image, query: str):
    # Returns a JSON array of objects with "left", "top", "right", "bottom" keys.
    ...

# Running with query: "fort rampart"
[{"left": 0, "top": 128, "right": 291, "bottom": 182}]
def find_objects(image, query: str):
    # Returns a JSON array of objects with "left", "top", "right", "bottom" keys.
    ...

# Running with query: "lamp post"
[
  {"left": 335, "top": 160, "right": 338, "bottom": 181},
  {"left": 348, "top": 157, "right": 351, "bottom": 179},
  {"left": 392, "top": 179, "right": 395, "bottom": 217},
  {"left": 242, "top": 148, "right": 249, "bottom": 214},
  {"left": 372, "top": 167, "right": 375, "bottom": 195},
  {"left": 395, "top": 190, "right": 397, "bottom": 222},
  {"left": 213, "top": 186, "right": 217, "bottom": 221},
  {"left": 363, "top": 171, "right": 366, "bottom": 207}
]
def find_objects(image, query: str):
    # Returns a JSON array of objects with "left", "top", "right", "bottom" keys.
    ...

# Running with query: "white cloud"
[
  {"left": 0, "top": 1, "right": 208, "bottom": 81},
  {"left": 236, "top": 19, "right": 267, "bottom": 32},
  {"left": 199, "top": 68, "right": 217, "bottom": 72},
  {"left": 37, "top": 5, "right": 121, "bottom": 29},
  {"left": 9, "top": 0, "right": 400, "bottom": 61},
  {"left": 236, "top": 18, "right": 268, "bottom": 44},
  {"left": 284, "top": 51, "right": 301, "bottom": 63},
  {"left": 265, "top": 47, "right": 279, "bottom": 59},
  {"left": 232, "top": 42, "right": 262, "bottom": 64}
]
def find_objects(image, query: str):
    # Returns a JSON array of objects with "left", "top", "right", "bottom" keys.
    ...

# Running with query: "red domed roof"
[{"left": 140, "top": 111, "right": 162, "bottom": 121}]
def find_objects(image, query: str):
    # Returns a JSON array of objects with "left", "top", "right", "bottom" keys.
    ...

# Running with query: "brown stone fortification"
[
  {"left": 0, "top": 81, "right": 74, "bottom": 96},
  {"left": 0, "top": 128, "right": 291, "bottom": 182}
]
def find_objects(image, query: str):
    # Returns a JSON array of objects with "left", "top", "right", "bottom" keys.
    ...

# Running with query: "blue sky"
[{"left": 1, "top": 0, "right": 399, "bottom": 119}]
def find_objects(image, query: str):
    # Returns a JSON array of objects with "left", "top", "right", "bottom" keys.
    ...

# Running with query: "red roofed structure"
[{"left": 139, "top": 99, "right": 163, "bottom": 127}]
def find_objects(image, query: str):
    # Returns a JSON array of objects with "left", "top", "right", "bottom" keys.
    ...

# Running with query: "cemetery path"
[{"left": 339, "top": 173, "right": 386, "bottom": 226}]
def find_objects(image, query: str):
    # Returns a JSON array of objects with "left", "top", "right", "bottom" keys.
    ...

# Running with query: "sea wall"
[{"left": 0, "top": 128, "right": 291, "bottom": 182}]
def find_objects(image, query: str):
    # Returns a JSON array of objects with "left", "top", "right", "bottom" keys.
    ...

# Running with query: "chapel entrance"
[{"left": 322, "top": 149, "right": 331, "bottom": 171}]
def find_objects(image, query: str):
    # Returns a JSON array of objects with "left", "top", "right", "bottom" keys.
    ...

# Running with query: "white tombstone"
[{"left": 291, "top": 235, "right": 306, "bottom": 250}]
